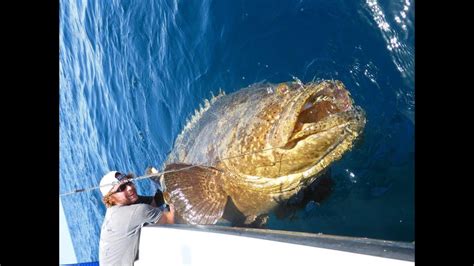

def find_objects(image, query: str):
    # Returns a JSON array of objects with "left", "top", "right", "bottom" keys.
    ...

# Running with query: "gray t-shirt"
[{"left": 99, "top": 203, "right": 162, "bottom": 266}]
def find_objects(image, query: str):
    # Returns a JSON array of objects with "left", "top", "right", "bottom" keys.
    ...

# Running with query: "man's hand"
[{"left": 157, "top": 204, "right": 175, "bottom": 224}]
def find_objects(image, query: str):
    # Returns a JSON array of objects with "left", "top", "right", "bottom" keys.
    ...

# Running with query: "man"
[{"left": 99, "top": 171, "right": 175, "bottom": 265}]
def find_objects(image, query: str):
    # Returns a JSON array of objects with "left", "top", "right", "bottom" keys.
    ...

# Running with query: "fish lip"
[
  {"left": 285, "top": 82, "right": 363, "bottom": 145},
  {"left": 294, "top": 105, "right": 364, "bottom": 136},
  {"left": 297, "top": 81, "right": 353, "bottom": 114}
]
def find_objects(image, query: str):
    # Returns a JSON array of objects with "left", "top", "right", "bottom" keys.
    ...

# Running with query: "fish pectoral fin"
[{"left": 164, "top": 163, "right": 228, "bottom": 224}]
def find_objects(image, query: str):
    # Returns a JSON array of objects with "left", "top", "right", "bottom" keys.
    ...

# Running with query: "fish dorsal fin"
[
  {"left": 163, "top": 163, "right": 228, "bottom": 224},
  {"left": 173, "top": 91, "right": 225, "bottom": 149}
]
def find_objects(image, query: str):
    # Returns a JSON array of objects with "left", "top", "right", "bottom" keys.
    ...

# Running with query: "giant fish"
[{"left": 155, "top": 80, "right": 366, "bottom": 225}]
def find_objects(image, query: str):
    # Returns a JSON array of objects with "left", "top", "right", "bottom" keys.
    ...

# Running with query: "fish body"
[{"left": 159, "top": 80, "right": 366, "bottom": 224}]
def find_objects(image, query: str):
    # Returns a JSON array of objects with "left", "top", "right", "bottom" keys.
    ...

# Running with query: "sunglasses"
[{"left": 112, "top": 181, "right": 134, "bottom": 194}]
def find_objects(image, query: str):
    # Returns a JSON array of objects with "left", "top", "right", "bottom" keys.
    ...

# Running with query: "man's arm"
[
  {"left": 153, "top": 189, "right": 166, "bottom": 208},
  {"left": 136, "top": 195, "right": 154, "bottom": 205},
  {"left": 137, "top": 189, "right": 165, "bottom": 207}
]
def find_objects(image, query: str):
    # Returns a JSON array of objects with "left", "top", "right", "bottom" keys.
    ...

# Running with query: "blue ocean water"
[{"left": 60, "top": 0, "right": 414, "bottom": 262}]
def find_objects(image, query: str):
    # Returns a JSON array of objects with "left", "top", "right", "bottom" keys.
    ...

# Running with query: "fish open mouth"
[{"left": 283, "top": 81, "right": 360, "bottom": 147}]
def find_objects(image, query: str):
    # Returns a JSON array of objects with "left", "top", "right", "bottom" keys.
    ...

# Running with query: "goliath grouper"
[{"left": 156, "top": 80, "right": 366, "bottom": 225}]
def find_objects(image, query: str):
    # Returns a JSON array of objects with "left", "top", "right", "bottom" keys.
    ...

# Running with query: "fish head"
[{"left": 226, "top": 80, "right": 366, "bottom": 180}]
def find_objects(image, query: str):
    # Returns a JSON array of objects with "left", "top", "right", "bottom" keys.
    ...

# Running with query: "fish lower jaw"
[
  {"left": 293, "top": 132, "right": 360, "bottom": 187},
  {"left": 287, "top": 121, "right": 351, "bottom": 143}
]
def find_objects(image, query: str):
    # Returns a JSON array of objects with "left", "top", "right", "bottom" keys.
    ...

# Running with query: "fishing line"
[
  {"left": 60, "top": 114, "right": 353, "bottom": 197},
  {"left": 59, "top": 144, "right": 288, "bottom": 197}
]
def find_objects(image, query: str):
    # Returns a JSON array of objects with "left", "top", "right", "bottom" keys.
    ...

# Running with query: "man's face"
[{"left": 109, "top": 181, "right": 139, "bottom": 205}]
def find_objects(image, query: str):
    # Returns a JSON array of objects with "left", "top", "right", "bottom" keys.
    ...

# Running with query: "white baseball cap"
[{"left": 99, "top": 171, "right": 128, "bottom": 196}]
